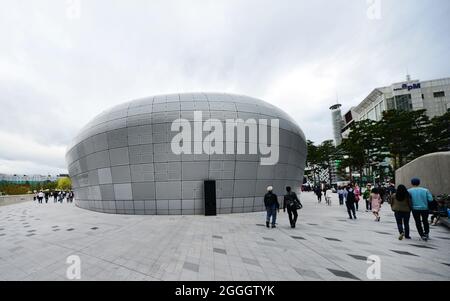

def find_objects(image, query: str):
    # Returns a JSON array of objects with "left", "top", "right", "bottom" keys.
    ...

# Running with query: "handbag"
[{"left": 295, "top": 200, "right": 303, "bottom": 210}]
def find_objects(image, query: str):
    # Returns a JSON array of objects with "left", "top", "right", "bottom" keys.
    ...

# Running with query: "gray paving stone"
[
  {"left": 291, "top": 236, "right": 306, "bottom": 240},
  {"left": 213, "top": 248, "right": 227, "bottom": 255},
  {"left": 294, "top": 268, "right": 322, "bottom": 280},
  {"left": 347, "top": 254, "right": 368, "bottom": 261},
  {"left": 327, "top": 268, "right": 360, "bottom": 280},
  {"left": 242, "top": 257, "right": 260, "bottom": 266},
  {"left": 390, "top": 250, "right": 419, "bottom": 257},
  {"left": 0, "top": 192, "right": 448, "bottom": 281},
  {"left": 324, "top": 237, "right": 342, "bottom": 242}
]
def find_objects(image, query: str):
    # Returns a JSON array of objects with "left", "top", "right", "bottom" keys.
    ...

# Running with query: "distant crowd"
[
  {"left": 264, "top": 178, "right": 447, "bottom": 243},
  {"left": 330, "top": 179, "right": 445, "bottom": 241},
  {"left": 33, "top": 190, "right": 74, "bottom": 204}
]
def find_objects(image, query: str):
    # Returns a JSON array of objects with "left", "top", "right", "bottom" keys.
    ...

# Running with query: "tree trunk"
[
  {"left": 328, "top": 164, "right": 332, "bottom": 187},
  {"left": 349, "top": 166, "right": 353, "bottom": 182},
  {"left": 359, "top": 167, "right": 364, "bottom": 185}
]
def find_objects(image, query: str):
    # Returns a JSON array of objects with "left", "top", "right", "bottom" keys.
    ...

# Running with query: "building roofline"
[{"left": 353, "top": 88, "right": 383, "bottom": 114}]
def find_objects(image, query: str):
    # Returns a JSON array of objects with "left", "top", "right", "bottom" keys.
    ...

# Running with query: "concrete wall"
[
  {"left": 396, "top": 152, "right": 450, "bottom": 195},
  {"left": 0, "top": 194, "right": 33, "bottom": 207}
]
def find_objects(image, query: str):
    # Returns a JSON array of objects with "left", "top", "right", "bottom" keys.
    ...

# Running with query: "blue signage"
[{"left": 397, "top": 83, "right": 421, "bottom": 91}]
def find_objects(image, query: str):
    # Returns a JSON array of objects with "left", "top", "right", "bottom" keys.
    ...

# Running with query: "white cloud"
[
  {"left": 0, "top": 131, "right": 66, "bottom": 172},
  {"left": 0, "top": 0, "right": 449, "bottom": 174}
]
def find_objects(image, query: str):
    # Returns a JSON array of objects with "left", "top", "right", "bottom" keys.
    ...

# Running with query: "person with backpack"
[
  {"left": 345, "top": 184, "right": 357, "bottom": 220},
  {"left": 408, "top": 178, "right": 434, "bottom": 241},
  {"left": 283, "top": 186, "right": 302, "bottom": 228},
  {"left": 388, "top": 185, "right": 412, "bottom": 240},
  {"left": 264, "top": 186, "right": 280, "bottom": 229}
]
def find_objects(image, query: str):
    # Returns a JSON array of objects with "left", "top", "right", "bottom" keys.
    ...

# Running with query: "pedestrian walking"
[
  {"left": 315, "top": 187, "right": 322, "bottom": 203},
  {"left": 354, "top": 184, "right": 361, "bottom": 211},
  {"left": 337, "top": 186, "right": 345, "bottom": 206},
  {"left": 44, "top": 191, "right": 49, "bottom": 203},
  {"left": 408, "top": 178, "right": 433, "bottom": 241},
  {"left": 363, "top": 184, "right": 372, "bottom": 212},
  {"left": 283, "top": 186, "right": 302, "bottom": 228},
  {"left": 37, "top": 191, "right": 44, "bottom": 204},
  {"left": 53, "top": 191, "right": 58, "bottom": 203},
  {"left": 69, "top": 191, "right": 74, "bottom": 203},
  {"left": 264, "top": 186, "right": 280, "bottom": 229},
  {"left": 388, "top": 185, "right": 412, "bottom": 240},
  {"left": 345, "top": 184, "right": 357, "bottom": 220},
  {"left": 371, "top": 188, "right": 382, "bottom": 222}
]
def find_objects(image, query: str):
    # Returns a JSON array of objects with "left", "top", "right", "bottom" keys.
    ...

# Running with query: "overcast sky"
[{"left": 1, "top": 0, "right": 449, "bottom": 175}]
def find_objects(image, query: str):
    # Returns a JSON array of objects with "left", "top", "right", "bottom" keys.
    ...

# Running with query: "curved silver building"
[{"left": 66, "top": 93, "right": 307, "bottom": 215}]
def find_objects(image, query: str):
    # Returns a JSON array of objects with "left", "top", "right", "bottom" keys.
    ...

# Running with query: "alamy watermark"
[
  {"left": 66, "top": 0, "right": 82, "bottom": 20},
  {"left": 171, "top": 111, "right": 280, "bottom": 165},
  {"left": 366, "top": 255, "right": 381, "bottom": 280},
  {"left": 367, "top": 0, "right": 382, "bottom": 20},
  {"left": 66, "top": 255, "right": 81, "bottom": 280}
]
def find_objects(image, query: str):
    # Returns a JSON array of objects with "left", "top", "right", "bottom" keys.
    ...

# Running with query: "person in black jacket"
[
  {"left": 283, "top": 186, "right": 301, "bottom": 228},
  {"left": 315, "top": 187, "right": 322, "bottom": 203},
  {"left": 346, "top": 184, "right": 357, "bottom": 220},
  {"left": 264, "top": 186, "right": 280, "bottom": 228}
]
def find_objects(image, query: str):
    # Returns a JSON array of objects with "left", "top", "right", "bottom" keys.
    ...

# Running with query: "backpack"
[{"left": 286, "top": 192, "right": 302, "bottom": 209}]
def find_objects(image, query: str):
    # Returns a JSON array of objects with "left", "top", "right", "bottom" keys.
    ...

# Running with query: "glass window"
[
  {"left": 368, "top": 109, "right": 376, "bottom": 121},
  {"left": 433, "top": 91, "right": 445, "bottom": 98},
  {"left": 375, "top": 103, "right": 382, "bottom": 120},
  {"left": 386, "top": 98, "right": 395, "bottom": 110},
  {"left": 395, "top": 94, "right": 412, "bottom": 111}
]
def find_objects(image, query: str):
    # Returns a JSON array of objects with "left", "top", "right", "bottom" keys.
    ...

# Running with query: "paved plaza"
[{"left": 0, "top": 192, "right": 449, "bottom": 281}]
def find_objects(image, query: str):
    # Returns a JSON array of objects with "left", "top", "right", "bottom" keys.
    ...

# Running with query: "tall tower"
[{"left": 329, "top": 104, "right": 343, "bottom": 146}]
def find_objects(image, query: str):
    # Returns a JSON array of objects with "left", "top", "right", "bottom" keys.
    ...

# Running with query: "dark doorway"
[{"left": 204, "top": 180, "right": 217, "bottom": 216}]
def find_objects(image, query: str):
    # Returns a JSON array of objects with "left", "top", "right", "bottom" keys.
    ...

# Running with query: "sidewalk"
[{"left": 0, "top": 191, "right": 449, "bottom": 281}]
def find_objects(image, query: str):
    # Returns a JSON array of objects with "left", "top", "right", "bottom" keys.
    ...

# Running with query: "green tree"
[
  {"left": 43, "top": 180, "right": 58, "bottom": 191},
  {"left": 306, "top": 140, "right": 320, "bottom": 185},
  {"left": 317, "top": 140, "right": 336, "bottom": 186},
  {"left": 380, "top": 109, "right": 431, "bottom": 169},
  {"left": 337, "top": 119, "right": 386, "bottom": 183},
  {"left": 57, "top": 177, "right": 72, "bottom": 190},
  {"left": 427, "top": 110, "right": 450, "bottom": 152}
]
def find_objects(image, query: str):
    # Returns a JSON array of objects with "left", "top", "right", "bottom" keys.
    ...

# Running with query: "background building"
[
  {"left": 329, "top": 104, "right": 344, "bottom": 146},
  {"left": 342, "top": 76, "right": 450, "bottom": 137},
  {"left": 66, "top": 93, "right": 307, "bottom": 215},
  {"left": 0, "top": 174, "right": 60, "bottom": 184}
]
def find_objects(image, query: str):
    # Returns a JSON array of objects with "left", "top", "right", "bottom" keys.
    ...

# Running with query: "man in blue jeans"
[
  {"left": 408, "top": 178, "right": 433, "bottom": 241},
  {"left": 264, "top": 186, "right": 280, "bottom": 228}
]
